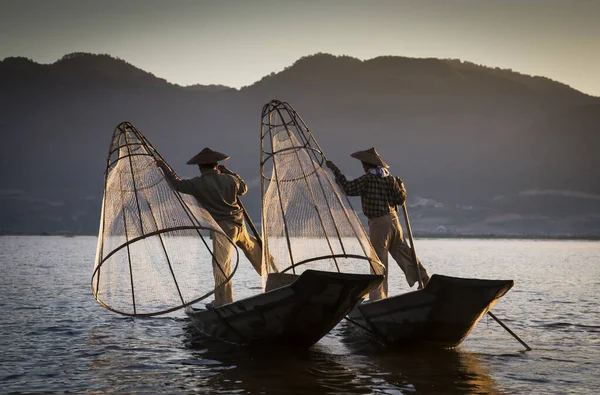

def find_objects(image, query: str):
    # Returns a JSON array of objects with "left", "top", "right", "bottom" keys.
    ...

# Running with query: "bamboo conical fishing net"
[
  {"left": 92, "top": 122, "right": 238, "bottom": 317},
  {"left": 260, "top": 100, "right": 384, "bottom": 277}
]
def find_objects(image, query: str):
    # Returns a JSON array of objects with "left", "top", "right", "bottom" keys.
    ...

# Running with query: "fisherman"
[
  {"left": 326, "top": 147, "right": 429, "bottom": 300},
  {"left": 156, "top": 148, "right": 264, "bottom": 307}
]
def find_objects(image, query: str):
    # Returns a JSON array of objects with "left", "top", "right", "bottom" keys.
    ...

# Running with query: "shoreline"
[
  {"left": 415, "top": 233, "right": 600, "bottom": 241},
  {"left": 1, "top": 232, "right": 599, "bottom": 241}
]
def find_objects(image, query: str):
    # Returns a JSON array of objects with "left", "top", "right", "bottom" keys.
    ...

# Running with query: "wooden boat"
[
  {"left": 186, "top": 270, "right": 381, "bottom": 347},
  {"left": 348, "top": 274, "right": 514, "bottom": 347},
  {"left": 270, "top": 106, "right": 521, "bottom": 349}
]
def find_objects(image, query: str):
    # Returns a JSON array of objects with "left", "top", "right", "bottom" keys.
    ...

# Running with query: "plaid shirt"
[{"left": 332, "top": 167, "right": 406, "bottom": 219}]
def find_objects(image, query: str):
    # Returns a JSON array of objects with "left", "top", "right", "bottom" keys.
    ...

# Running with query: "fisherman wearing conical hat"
[
  {"left": 326, "top": 147, "right": 429, "bottom": 300},
  {"left": 156, "top": 148, "right": 264, "bottom": 307}
]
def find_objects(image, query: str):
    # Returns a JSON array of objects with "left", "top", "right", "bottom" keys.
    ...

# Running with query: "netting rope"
[
  {"left": 92, "top": 121, "right": 239, "bottom": 317},
  {"left": 260, "top": 100, "right": 385, "bottom": 279}
]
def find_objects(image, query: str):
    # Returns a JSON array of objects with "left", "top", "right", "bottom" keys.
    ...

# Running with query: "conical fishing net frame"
[
  {"left": 260, "top": 100, "right": 384, "bottom": 278},
  {"left": 92, "top": 122, "right": 238, "bottom": 317}
]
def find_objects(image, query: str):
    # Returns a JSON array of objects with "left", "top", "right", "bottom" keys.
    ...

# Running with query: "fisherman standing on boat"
[
  {"left": 326, "top": 147, "right": 429, "bottom": 300},
  {"left": 156, "top": 148, "right": 263, "bottom": 307}
]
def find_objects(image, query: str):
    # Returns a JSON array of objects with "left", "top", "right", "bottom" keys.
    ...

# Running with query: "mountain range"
[{"left": 1, "top": 52, "right": 598, "bottom": 236}]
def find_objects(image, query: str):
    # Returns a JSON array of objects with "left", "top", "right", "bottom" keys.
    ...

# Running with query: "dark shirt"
[{"left": 332, "top": 168, "right": 406, "bottom": 219}]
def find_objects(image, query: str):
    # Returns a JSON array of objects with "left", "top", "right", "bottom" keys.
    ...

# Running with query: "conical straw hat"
[
  {"left": 186, "top": 147, "right": 230, "bottom": 165},
  {"left": 350, "top": 147, "right": 389, "bottom": 168}
]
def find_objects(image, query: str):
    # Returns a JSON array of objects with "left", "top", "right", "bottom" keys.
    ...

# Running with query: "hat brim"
[
  {"left": 350, "top": 152, "right": 389, "bottom": 168},
  {"left": 186, "top": 152, "right": 230, "bottom": 165}
]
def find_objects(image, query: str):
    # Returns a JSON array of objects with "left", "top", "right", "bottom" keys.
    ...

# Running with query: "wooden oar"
[
  {"left": 400, "top": 188, "right": 532, "bottom": 351},
  {"left": 399, "top": 199, "right": 425, "bottom": 289}
]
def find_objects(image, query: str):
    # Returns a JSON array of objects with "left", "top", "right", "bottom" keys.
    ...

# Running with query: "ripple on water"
[{"left": 1, "top": 236, "right": 599, "bottom": 394}]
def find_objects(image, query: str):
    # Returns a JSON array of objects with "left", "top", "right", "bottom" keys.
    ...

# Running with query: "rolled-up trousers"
[
  {"left": 368, "top": 213, "right": 429, "bottom": 301},
  {"left": 212, "top": 219, "right": 263, "bottom": 306}
]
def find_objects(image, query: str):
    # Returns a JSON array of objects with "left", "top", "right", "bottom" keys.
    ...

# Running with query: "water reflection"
[
  {"left": 354, "top": 346, "right": 501, "bottom": 394},
  {"left": 186, "top": 326, "right": 355, "bottom": 394},
  {"left": 85, "top": 278, "right": 497, "bottom": 393},
  {"left": 337, "top": 321, "right": 501, "bottom": 394},
  {"left": 179, "top": 321, "right": 500, "bottom": 394}
]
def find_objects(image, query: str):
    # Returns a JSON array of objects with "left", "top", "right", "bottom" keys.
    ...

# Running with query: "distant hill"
[
  {"left": 1, "top": 53, "right": 176, "bottom": 90},
  {"left": 1, "top": 52, "right": 598, "bottom": 236},
  {"left": 183, "top": 84, "right": 236, "bottom": 93}
]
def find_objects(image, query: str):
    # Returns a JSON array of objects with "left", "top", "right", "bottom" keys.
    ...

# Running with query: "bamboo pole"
[{"left": 488, "top": 311, "right": 532, "bottom": 351}]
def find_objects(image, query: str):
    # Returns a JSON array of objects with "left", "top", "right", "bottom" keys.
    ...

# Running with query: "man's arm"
[
  {"left": 325, "top": 161, "right": 364, "bottom": 196},
  {"left": 392, "top": 177, "right": 407, "bottom": 206},
  {"left": 218, "top": 165, "right": 248, "bottom": 196},
  {"left": 156, "top": 160, "right": 198, "bottom": 195}
]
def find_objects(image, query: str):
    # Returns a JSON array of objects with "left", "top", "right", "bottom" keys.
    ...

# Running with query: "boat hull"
[
  {"left": 347, "top": 274, "right": 514, "bottom": 347},
  {"left": 186, "top": 270, "right": 383, "bottom": 347}
]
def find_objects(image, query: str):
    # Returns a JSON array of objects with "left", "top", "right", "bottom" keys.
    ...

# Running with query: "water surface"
[{"left": 1, "top": 236, "right": 598, "bottom": 394}]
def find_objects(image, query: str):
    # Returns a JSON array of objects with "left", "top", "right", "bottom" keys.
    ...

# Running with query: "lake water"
[{"left": 1, "top": 236, "right": 599, "bottom": 394}]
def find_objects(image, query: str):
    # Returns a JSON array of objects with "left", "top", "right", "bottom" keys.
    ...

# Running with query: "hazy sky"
[{"left": 1, "top": 0, "right": 599, "bottom": 96}]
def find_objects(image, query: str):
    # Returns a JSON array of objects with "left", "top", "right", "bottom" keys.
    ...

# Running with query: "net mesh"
[
  {"left": 92, "top": 122, "right": 238, "bottom": 317},
  {"left": 260, "top": 100, "right": 384, "bottom": 278}
]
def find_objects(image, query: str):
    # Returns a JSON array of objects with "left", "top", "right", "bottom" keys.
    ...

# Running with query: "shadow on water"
[
  {"left": 183, "top": 324, "right": 351, "bottom": 394},
  {"left": 80, "top": 313, "right": 502, "bottom": 394},
  {"left": 178, "top": 320, "right": 501, "bottom": 395}
]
